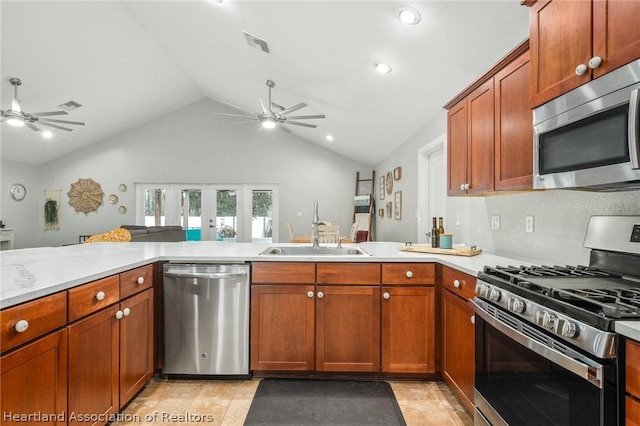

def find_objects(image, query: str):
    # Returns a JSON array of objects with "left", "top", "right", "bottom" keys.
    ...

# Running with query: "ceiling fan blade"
[
  {"left": 280, "top": 103, "right": 307, "bottom": 115},
  {"left": 271, "top": 101, "right": 285, "bottom": 112},
  {"left": 259, "top": 97, "right": 270, "bottom": 114},
  {"left": 286, "top": 114, "right": 325, "bottom": 120},
  {"left": 219, "top": 101, "right": 256, "bottom": 116},
  {"left": 286, "top": 120, "right": 317, "bottom": 128},
  {"left": 212, "top": 112, "right": 257, "bottom": 118},
  {"left": 31, "top": 111, "right": 68, "bottom": 117},
  {"left": 278, "top": 124, "right": 293, "bottom": 134},
  {"left": 228, "top": 120, "right": 259, "bottom": 125},
  {"left": 37, "top": 118, "right": 85, "bottom": 126},
  {"left": 25, "top": 122, "right": 41, "bottom": 132},
  {"left": 38, "top": 121, "right": 74, "bottom": 132}
]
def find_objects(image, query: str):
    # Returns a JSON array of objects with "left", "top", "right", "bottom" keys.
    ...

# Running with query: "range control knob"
[
  {"left": 507, "top": 297, "right": 526, "bottom": 314},
  {"left": 554, "top": 319, "right": 578, "bottom": 338},
  {"left": 536, "top": 311, "right": 556, "bottom": 329},
  {"left": 475, "top": 283, "right": 489, "bottom": 298},
  {"left": 488, "top": 288, "right": 502, "bottom": 302}
]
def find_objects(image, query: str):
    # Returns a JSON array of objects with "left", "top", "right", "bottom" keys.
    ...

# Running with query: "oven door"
[{"left": 471, "top": 298, "right": 617, "bottom": 426}]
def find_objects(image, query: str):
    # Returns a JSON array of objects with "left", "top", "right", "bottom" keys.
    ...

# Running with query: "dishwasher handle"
[{"left": 164, "top": 271, "right": 248, "bottom": 280}]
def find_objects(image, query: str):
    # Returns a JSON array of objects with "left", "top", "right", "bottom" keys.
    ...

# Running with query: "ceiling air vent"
[
  {"left": 243, "top": 31, "right": 270, "bottom": 53},
  {"left": 58, "top": 100, "right": 82, "bottom": 111}
]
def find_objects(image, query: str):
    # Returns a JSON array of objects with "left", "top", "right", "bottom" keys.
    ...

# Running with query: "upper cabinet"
[
  {"left": 445, "top": 41, "right": 531, "bottom": 195},
  {"left": 528, "top": 0, "right": 640, "bottom": 108}
]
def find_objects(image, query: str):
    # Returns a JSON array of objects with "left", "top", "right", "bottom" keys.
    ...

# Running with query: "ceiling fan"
[
  {"left": 213, "top": 79, "right": 325, "bottom": 133},
  {"left": 0, "top": 78, "right": 85, "bottom": 133}
]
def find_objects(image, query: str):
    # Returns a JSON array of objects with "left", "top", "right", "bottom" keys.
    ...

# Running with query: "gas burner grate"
[{"left": 555, "top": 287, "right": 640, "bottom": 318}]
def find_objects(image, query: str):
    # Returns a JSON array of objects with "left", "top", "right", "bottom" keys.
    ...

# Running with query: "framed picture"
[
  {"left": 379, "top": 176, "right": 385, "bottom": 200},
  {"left": 386, "top": 202, "right": 392, "bottom": 218},
  {"left": 394, "top": 191, "right": 402, "bottom": 220},
  {"left": 394, "top": 166, "right": 402, "bottom": 181}
]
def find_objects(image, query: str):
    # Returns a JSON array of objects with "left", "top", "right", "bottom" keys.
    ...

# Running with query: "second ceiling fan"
[{"left": 214, "top": 80, "right": 325, "bottom": 133}]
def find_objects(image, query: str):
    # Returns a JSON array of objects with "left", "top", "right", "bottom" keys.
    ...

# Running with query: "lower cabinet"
[
  {"left": 1, "top": 329, "right": 68, "bottom": 425},
  {"left": 626, "top": 339, "right": 640, "bottom": 426},
  {"left": 442, "top": 288, "right": 475, "bottom": 413},
  {"left": 68, "top": 288, "right": 154, "bottom": 425},
  {"left": 316, "top": 285, "right": 380, "bottom": 372},
  {"left": 381, "top": 286, "right": 435, "bottom": 373}
]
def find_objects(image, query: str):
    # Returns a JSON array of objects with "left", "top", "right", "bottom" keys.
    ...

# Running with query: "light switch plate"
[
  {"left": 525, "top": 216, "right": 534, "bottom": 233},
  {"left": 491, "top": 215, "right": 500, "bottom": 230}
]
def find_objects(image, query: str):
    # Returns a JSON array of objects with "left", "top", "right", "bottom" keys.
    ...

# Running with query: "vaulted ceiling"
[{"left": 1, "top": 1, "right": 529, "bottom": 166}]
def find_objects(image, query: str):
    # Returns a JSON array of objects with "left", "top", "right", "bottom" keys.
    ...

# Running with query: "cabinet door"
[
  {"left": 381, "top": 286, "right": 435, "bottom": 373},
  {"left": 1, "top": 329, "right": 67, "bottom": 426},
  {"left": 250, "top": 285, "right": 315, "bottom": 371},
  {"left": 447, "top": 100, "right": 468, "bottom": 195},
  {"left": 442, "top": 289, "right": 475, "bottom": 414},
  {"left": 626, "top": 395, "right": 640, "bottom": 426},
  {"left": 68, "top": 305, "right": 120, "bottom": 426},
  {"left": 592, "top": 0, "right": 640, "bottom": 78},
  {"left": 467, "top": 79, "right": 495, "bottom": 194},
  {"left": 494, "top": 51, "right": 533, "bottom": 190},
  {"left": 119, "top": 288, "right": 154, "bottom": 407},
  {"left": 529, "top": 0, "right": 592, "bottom": 107},
  {"left": 316, "top": 285, "right": 380, "bottom": 372}
]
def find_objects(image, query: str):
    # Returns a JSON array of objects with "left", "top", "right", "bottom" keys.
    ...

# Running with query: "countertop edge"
[{"left": 615, "top": 321, "right": 640, "bottom": 342}]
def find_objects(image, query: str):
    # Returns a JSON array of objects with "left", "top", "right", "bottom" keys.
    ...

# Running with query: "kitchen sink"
[{"left": 258, "top": 246, "right": 371, "bottom": 256}]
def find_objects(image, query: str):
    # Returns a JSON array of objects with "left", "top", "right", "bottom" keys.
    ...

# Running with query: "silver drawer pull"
[
  {"left": 14, "top": 319, "right": 29, "bottom": 333},
  {"left": 95, "top": 291, "right": 105, "bottom": 301},
  {"left": 405, "top": 271, "right": 413, "bottom": 278},
  {"left": 137, "top": 276, "right": 145, "bottom": 285}
]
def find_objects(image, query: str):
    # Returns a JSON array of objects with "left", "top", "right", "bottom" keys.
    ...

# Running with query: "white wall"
[
  {"left": 1, "top": 98, "right": 371, "bottom": 248},
  {"left": 375, "top": 111, "right": 640, "bottom": 265},
  {"left": 0, "top": 160, "right": 41, "bottom": 248}
]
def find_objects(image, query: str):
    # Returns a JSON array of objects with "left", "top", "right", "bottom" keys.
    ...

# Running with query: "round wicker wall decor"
[{"left": 67, "top": 178, "right": 104, "bottom": 214}]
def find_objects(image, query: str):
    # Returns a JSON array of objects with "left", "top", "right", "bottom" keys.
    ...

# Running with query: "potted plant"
[{"left": 44, "top": 198, "right": 59, "bottom": 229}]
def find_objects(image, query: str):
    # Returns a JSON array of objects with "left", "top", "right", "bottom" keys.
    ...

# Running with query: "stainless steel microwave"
[{"left": 533, "top": 59, "right": 640, "bottom": 191}]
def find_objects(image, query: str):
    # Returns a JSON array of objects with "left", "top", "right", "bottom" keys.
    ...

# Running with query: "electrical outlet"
[
  {"left": 456, "top": 214, "right": 461, "bottom": 226},
  {"left": 525, "top": 216, "right": 534, "bottom": 233},
  {"left": 491, "top": 215, "right": 500, "bottom": 230}
]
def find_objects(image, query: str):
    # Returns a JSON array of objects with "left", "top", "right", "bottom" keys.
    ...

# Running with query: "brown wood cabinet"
[
  {"left": 528, "top": 0, "right": 640, "bottom": 108},
  {"left": 250, "top": 284, "right": 315, "bottom": 371},
  {"left": 626, "top": 339, "right": 640, "bottom": 425},
  {"left": 1, "top": 329, "right": 68, "bottom": 426},
  {"left": 441, "top": 266, "right": 475, "bottom": 414},
  {"left": 446, "top": 41, "right": 531, "bottom": 195}
]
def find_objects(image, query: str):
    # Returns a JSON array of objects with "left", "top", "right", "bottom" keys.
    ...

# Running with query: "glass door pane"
[
  {"left": 215, "top": 189, "right": 238, "bottom": 242},
  {"left": 180, "top": 189, "right": 202, "bottom": 241},
  {"left": 251, "top": 190, "right": 273, "bottom": 243},
  {"left": 144, "top": 188, "right": 166, "bottom": 226}
]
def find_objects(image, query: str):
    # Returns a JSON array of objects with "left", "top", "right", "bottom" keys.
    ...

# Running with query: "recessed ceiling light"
[
  {"left": 42, "top": 130, "right": 53, "bottom": 138},
  {"left": 326, "top": 135, "right": 334, "bottom": 142},
  {"left": 374, "top": 62, "right": 392, "bottom": 74},
  {"left": 261, "top": 117, "right": 277, "bottom": 129},
  {"left": 398, "top": 6, "right": 421, "bottom": 25},
  {"left": 7, "top": 117, "right": 25, "bottom": 127}
]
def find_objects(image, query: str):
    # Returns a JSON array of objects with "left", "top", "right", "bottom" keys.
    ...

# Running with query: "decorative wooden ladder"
[{"left": 353, "top": 171, "right": 375, "bottom": 241}]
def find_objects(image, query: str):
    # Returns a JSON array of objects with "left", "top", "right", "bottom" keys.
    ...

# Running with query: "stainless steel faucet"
[{"left": 311, "top": 200, "right": 320, "bottom": 248}]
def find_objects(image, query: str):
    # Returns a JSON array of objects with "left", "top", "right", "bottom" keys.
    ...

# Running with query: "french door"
[{"left": 135, "top": 184, "right": 278, "bottom": 243}]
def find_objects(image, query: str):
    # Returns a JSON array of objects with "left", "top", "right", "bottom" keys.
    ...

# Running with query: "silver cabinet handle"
[
  {"left": 575, "top": 63, "right": 588, "bottom": 76},
  {"left": 588, "top": 56, "right": 602, "bottom": 69},
  {"left": 115, "top": 310, "right": 124, "bottom": 320},
  {"left": 453, "top": 279, "right": 461, "bottom": 288},
  {"left": 629, "top": 88, "right": 640, "bottom": 169},
  {"left": 95, "top": 291, "right": 105, "bottom": 301},
  {"left": 317, "top": 291, "right": 324, "bottom": 299},
  {"left": 307, "top": 291, "right": 314, "bottom": 298},
  {"left": 123, "top": 307, "right": 131, "bottom": 316},
  {"left": 383, "top": 292, "right": 390, "bottom": 300},
  {"left": 405, "top": 270, "right": 413, "bottom": 278},
  {"left": 137, "top": 276, "right": 145, "bottom": 285},
  {"left": 14, "top": 319, "right": 29, "bottom": 333}
]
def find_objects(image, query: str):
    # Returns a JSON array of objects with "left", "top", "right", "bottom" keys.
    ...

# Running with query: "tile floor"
[{"left": 113, "top": 378, "right": 473, "bottom": 426}]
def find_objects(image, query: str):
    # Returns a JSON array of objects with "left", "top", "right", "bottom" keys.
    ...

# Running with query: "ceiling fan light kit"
[
  {"left": 0, "top": 77, "right": 86, "bottom": 135},
  {"left": 213, "top": 79, "right": 325, "bottom": 134}
]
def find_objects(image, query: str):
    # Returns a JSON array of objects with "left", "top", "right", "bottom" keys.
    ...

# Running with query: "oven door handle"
[
  {"left": 470, "top": 299, "right": 604, "bottom": 389},
  {"left": 629, "top": 88, "right": 640, "bottom": 169}
]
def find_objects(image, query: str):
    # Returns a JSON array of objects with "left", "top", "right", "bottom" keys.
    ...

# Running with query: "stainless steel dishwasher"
[{"left": 163, "top": 263, "right": 250, "bottom": 377}]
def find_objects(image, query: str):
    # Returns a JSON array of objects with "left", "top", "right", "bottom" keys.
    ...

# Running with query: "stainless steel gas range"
[{"left": 472, "top": 216, "right": 640, "bottom": 426}]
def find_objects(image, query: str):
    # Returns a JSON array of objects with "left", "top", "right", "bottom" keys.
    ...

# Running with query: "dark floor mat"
[{"left": 244, "top": 379, "right": 407, "bottom": 425}]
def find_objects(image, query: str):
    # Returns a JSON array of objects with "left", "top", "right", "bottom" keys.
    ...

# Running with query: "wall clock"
[
  {"left": 9, "top": 183, "right": 26, "bottom": 201},
  {"left": 386, "top": 172, "right": 393, "bottom": 195}
]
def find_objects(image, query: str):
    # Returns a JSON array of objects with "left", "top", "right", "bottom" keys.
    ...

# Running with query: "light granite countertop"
[{"left": 4, "top": 240, "right": 639, "bottom": 341}]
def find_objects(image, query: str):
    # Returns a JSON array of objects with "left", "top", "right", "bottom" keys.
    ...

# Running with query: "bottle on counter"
[
  {"left": 438, "top": 217, "right": 445, "bottom": 237},
  {"left": 431, "top": 217, "right": 439, "bottom": 248}
]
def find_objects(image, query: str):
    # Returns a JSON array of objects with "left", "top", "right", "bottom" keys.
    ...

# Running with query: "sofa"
[{"left": 120, "top": 225, "right": 186, "bottom": 242}]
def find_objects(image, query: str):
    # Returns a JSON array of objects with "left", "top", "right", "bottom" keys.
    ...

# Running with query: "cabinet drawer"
[
  {"left": 627, "top": 395, "right": 640, "bottom": 426},
  {"left": 627, "top": 339, "right": 640, "bottom": 397},
  {"left": 442, "top": 266, "right": 476, "bottom": 300},
  {"left": 382, "top": 263, "right": 435, "bottom": 285},
  {"left": 252, "top": 262, "right": 315, "bottom": 284},
  {"left": 317, "top": 263, "right": 380, "bottom": 285},
  {"left": 1, "top": 292, "right": 67, "bottom": 353},
  {"left": 120, "top": 264, "right": 153, "bottom": 299},
  {"left": 68, "top": 275, "right": 120, "bottom": 322}
]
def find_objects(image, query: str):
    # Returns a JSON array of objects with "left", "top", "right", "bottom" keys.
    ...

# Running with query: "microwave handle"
[{"left": 630, "top": 88, "right": 640, "bottom": 169}]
